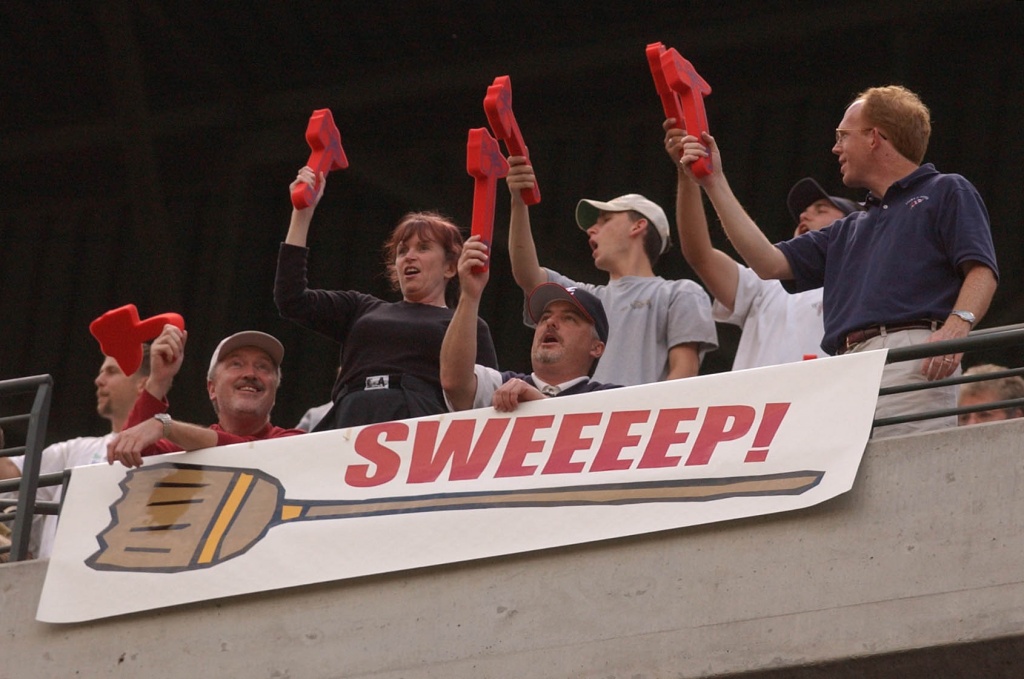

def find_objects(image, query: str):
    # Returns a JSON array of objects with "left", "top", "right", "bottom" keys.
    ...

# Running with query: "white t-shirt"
[
  {"left": 296, "top": 402, "right": 332, "bottom": 432},
  {"left": 11, "top": 433, "right": 114, "bottom": 559},
  {"left": 713, "top": 264, "right": 825, "bottom": 371}
]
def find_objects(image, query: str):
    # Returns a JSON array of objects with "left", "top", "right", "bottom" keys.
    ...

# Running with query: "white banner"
[{"left": 38, "top": 350, "right": 886, "bottom": 622}]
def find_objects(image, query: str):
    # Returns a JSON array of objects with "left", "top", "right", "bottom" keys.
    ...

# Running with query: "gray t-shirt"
[{"left": 527, "top": 270, "right": 717, "bottom": 386}]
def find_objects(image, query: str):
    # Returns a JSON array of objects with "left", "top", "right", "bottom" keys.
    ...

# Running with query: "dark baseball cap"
[
  {"left": 787, "top": 177, "right": 861, "bottom": 223},
  {"left": 527, "top": 283, "right": 609, "bottom": 343}
]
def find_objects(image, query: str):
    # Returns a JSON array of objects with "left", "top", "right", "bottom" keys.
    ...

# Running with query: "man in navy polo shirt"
[
  {"left": 677, "top": 85, "right": 998, "bottom": 437},
  {"left": 441, "top": 236, "right": 620, "bottom": 413}
]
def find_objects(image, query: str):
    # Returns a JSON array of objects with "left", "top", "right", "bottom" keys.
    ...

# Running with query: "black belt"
[
  {"left": 837, "top": 321, "right": 939, "bottom": 355},
  {"left": 348, "top": 374, "right": 405, "bottom": 392}
]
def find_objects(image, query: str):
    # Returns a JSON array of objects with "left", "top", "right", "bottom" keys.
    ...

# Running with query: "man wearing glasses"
[{"left": 678, "top": 85, "right": 998, "bottom": 438}]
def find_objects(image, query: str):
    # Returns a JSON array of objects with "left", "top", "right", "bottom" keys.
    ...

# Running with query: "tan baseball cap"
[
  {"left": 575, "top": 193, "right": 671, "bottom": 254},
  {"left": 207, "top": 331, "right": 284, "bottom": 379}
]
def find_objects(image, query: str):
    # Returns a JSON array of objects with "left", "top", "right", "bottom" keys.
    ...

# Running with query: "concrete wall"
[{"left": 3, "top": 419, "right": 1024, "bottom": 679}]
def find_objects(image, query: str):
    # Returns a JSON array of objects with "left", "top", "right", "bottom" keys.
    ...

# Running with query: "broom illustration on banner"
[{"left": 87, "top": 462, "right": 824, "bottom": 573}]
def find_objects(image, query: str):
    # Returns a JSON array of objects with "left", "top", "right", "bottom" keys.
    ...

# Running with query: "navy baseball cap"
[
  {"left": 527, "top": 283, "right": 609, "bottom": 343},
  {"left": 787, "top": 177, "right": 861, "bottom": 223}
]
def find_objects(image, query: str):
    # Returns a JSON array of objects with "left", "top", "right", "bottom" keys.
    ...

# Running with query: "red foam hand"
[
  {"left": 466, "top": 128, "right": 510, "bottom": 273},
  {"left": 483, "top": 76, "right": 541, "bottom": 206},
  {"left": 89, "top": 305, "right": 186, "bottom": 376},
  {"left": 290, "top": 108, "right": 349, "bottom": 209},
  {"left": 645, "top": 42, "right": 686, "bottom": 128},
  {"left": 660, "top": 48, "right": 713, "bottom": 178}
]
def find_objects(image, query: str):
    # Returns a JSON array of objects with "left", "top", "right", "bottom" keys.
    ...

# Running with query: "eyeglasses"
[
  {"left": 835, "top": 128, "right": 873, "bottom": 145},
  {"left": 835, "top": 127, "right": 888, "bottom": 145}
]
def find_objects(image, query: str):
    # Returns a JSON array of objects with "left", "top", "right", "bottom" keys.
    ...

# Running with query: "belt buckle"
[{"left": 365, "top": 375, "right": 390, "bottom": 390}]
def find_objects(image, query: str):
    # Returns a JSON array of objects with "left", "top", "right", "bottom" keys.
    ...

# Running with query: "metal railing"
[
  {"left": 0, "top": 375, "right": 54, "bottom": 562},
  {"left": 873, "top": 324, "right": 1024, "bottom": 429},
  {"left": 0, "top": 326, "right": 1020, "bottom": 563}
]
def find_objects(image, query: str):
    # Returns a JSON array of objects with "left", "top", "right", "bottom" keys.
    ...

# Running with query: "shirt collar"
[
  {"left": 865, "top": 162, "right": 937, "bottom": 204},
  {"left": 530, "top": 374, "right": 589, "bottom": 394}
]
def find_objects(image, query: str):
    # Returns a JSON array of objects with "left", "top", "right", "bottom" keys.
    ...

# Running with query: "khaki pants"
[{"left": 848, "top": 328, "right": 958, "bottom": 439}]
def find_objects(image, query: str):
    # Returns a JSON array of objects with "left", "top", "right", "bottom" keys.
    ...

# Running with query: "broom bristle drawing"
[{"left": 87, "top": 462, "right": 823, "bottom": 573}]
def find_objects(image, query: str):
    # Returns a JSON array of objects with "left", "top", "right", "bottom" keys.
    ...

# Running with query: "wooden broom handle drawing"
[{"left": 88, "top": 463, "right": 823, "bottom": 573}]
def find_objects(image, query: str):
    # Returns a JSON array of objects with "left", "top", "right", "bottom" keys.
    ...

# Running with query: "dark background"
[{"left": 2, "top": 1, "right": 1021, "bottom": 444}]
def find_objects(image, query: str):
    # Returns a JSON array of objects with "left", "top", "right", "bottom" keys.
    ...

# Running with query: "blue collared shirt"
[{"left": 777, "top": 164, "right": 998, "bottom": 355}]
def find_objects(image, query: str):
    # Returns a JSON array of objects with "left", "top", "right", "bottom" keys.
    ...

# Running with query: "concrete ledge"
[{"left": 3, "top": 419, "right": 1023, "bottom": 679}]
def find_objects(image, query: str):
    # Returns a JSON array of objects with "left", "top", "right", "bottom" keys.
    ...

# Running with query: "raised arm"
[
  {"left": 285, "top": 166, "right": 326, "bottom": 248},
  {"left": 506, "top": 156, "right": 547, "bottom": 293},
  {"left": 681, "top": 132, "right": 793, "bottom": 281},
  {"left": 440, "top": 237, "right": 490, "bottom": 411},
  {"left": 664, "top": 119, "right": 741, "bottom": 310},
  {"left": 140, "top": 324, "right": 186, "bottom": 404},
  {"left": 275, "top": 167, "right": 344, "bottom": 333},
  {"left": 108, "top": 324, "right": 201, "bottom": 467}
]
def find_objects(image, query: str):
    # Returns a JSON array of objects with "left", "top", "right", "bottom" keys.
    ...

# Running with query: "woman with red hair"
[{"left": 275, "top": 166, "right": 498, "bottom": 430}]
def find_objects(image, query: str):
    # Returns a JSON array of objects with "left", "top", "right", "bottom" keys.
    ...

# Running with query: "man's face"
[
  {"left": 832, "top": 100, "right": 874, "bottom": 189},
  {"left": 531, "top": 300, "right": 604, "bottom": 372},
  {"left": 794, "top": 199, "right": 846, "bottom": 236},
  {"left": 958, "top": 389, "right": 1024, "bottom": 426},
  {"left": 94, "top": 356, "right": 144, "bottom": 422},
  {"left": 586, "top": 211, "right": 637, "bottom": 272},
  {"left": 207, "top": 347, "right": 279, "bottom": 422}
]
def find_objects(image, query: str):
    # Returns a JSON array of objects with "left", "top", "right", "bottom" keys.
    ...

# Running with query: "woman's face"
[{"left": 395, "top": 234, "right": 456, "bottom": 306}]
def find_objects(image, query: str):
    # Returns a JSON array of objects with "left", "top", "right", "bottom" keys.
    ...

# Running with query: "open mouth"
[{"left": 403, "top": 266, "right": 421, "bottom": 277}]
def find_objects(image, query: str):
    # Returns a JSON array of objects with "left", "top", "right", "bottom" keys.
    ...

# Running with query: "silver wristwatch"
[
  {"left": 153, "top": 412, "right": 172, "bottom": 438},
  {"left": 950, "top": 309, "right": 976, "bottom": 327}
]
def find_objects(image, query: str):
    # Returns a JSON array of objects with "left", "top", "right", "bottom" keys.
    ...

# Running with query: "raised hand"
[
  {"left": 289, "top": 166, "right": 326, "bottom": 211},
  {"left": 505, "top": 156, "right": 538, "bottom": 204},
  {"left": 145, "top": 324, "right": 188, "bottom": 401},
  {"left": 679, "top": 131, "right": 723, "bottom": 187},
  {"left": 457, "top": 235, "right": 491, "bottom": 303}
]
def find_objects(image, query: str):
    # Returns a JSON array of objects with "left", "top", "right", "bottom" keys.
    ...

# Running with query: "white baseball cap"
[{"left": 575, "top": 193, "right": 671, "bottom": 255}]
